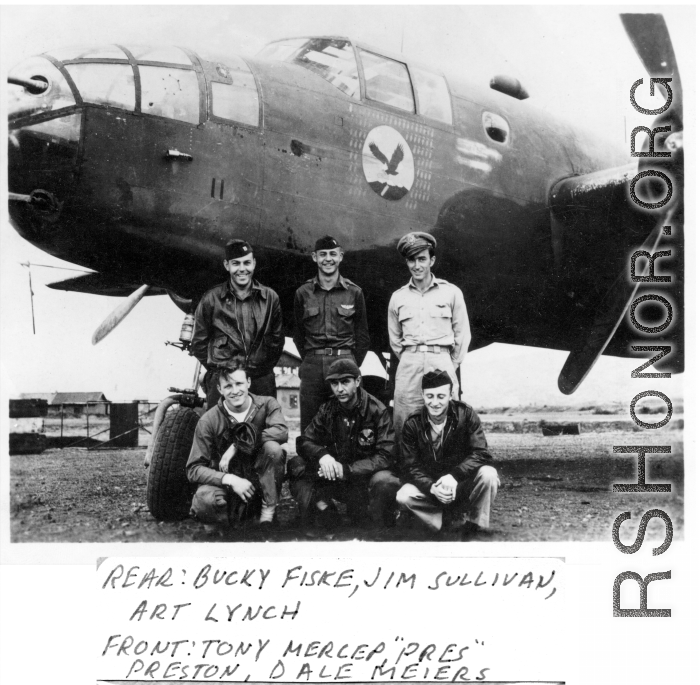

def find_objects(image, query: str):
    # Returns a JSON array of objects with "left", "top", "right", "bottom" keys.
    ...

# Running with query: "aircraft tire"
[{"left": 146, "top": 405, "right": 199, "bottom": 521}]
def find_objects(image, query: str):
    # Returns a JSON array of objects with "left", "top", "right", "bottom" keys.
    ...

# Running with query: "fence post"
[
  {"left": 60, "top": 405, "right": 64, "bottom": 439},
  {"left": 86, "top": 405, "right": 90, "bottom": 438}
]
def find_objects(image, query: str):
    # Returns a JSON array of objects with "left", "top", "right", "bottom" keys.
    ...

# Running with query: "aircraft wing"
[{"left": 46, "top": 273, "right": 166, "bottom": 298}]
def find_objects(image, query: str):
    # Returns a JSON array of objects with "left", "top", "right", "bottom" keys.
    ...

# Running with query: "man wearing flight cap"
[
  {"left": 388, "top": 231, "right": 470, "bottom": 439},
  {"left": 396, "top": 369, "right": 498, "bottom": 538},
  {"left": 293, "top": 235, "right": 370, "bottom": 431},
  {"left": 289, "top": 358, "right": 400, "bottom": 532},
  {"left": 191, "top": 239, "right": 284, "bottom": 407}
]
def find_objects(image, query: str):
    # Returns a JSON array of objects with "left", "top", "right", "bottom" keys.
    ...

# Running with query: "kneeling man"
[
  {"left": 291, "top": 359, "right": 400, "bottom": 529},
  {"left": 187, "top": 362, "right": 288, "bottom": 529},
  {"left": 396, "top": 370, "right": 498, "bottom": 537}
]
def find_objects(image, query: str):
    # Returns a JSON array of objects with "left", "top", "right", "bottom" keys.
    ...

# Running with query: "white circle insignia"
[{"left": 362, "top": 125, "right": 415, "bottom": 201}]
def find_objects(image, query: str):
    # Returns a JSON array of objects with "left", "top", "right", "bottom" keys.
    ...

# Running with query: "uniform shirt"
[
  {"left": 293, "top": 275, "right": 370, "bottom": 364},
  {"left": 428, "top": 419, "right": 446, "bottom": 456},
  {"left": 232, "top": 286, "right": 259, "bottom": 357},
  {"left": 387, "top": 276, "right": 470, "bottom": 366}
]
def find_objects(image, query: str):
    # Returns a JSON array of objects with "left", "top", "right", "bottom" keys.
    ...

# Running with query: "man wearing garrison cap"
[
  {"left": 388, "top": 231, "right": 470, "bottom": 439},
  {"left": 293, "top": 235, "right": 370, "bottom": 431},
  {"left": 191, "top": 239, "right": 284, "bottom": 407},
  {"left": 396, "top": 369, "right": 498, "bottom": 538}
]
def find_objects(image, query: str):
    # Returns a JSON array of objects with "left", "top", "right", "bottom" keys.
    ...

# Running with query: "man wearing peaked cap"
[
  {"left": 396, "top": 231, "right": 437, "bottom": 259},
  {"left": 191, "top": 239, "right": 284, "bottom": 408},
  {"left": 396, "top": 369, "right": 499, "bottom": 538},
  {"left": 388, "top": 230, "right": 471, "bottom": 440},
  {"left": 289, "top": 358, "right": 401, "bottom": 532},
  {"left": 293, "top": 234, "right": 370, "bottom": 431}
]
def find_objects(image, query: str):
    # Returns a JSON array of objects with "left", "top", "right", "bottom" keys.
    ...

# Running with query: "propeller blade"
[
  {"left": 620, "top": 13, "right": 682, "bottom": 125},
  {"left": 92, "top": 284, "right": 150, "bottom": 345},
  {"left": 558, "top": 208, "right": 674, "bottom": 394},
  {"left": 621, "top": 14, "right": 678, "bottom": 80}
]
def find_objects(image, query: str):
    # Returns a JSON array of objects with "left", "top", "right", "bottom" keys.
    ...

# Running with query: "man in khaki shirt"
[{"left": 388, "top": 232, "right": 470, "bottom": 438}]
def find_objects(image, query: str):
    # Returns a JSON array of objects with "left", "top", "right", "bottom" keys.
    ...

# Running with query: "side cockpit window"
[
  {"left": 258, "top": 38, "right": 360, "bottom": 100},
  {"left": 358, "top": 49, "right": 414, "bottom": 113},
  {"left": 412, "top": 67, "right": 452, "bottom": 125},
  {"left": 208, "top": 55, "right": 260, "bottom": 127}
]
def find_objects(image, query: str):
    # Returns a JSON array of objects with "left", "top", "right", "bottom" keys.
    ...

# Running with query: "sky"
[{"left": 0, "top": 3, "right": 692, "bottom": 404}]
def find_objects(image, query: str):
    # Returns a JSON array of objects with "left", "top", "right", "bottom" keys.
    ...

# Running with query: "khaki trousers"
[
  {"left": 396, "top": 464, "right": 499, "bottom": 531},
  {"left": 393, "top": 349, "right": 459, "bottom": 439}
]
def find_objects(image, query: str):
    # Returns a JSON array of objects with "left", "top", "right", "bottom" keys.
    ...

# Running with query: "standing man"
[
  {"left": 187, "top": 362, "right": 288, "bottom": 530},
  {"left": 290, "top": 358, "right": 400, "bottom": 531},
  {"left": 293, "top": 235, "right": 370, "bottom": 431},
  {"left": 396, "top": 370, "right": 498, "bottom": 538},
  {"left": 388, "top": 231, "right": 470, "bottom": 439},
  {"left": 191, "top": 239, "right": 284, "bottom": 408}
]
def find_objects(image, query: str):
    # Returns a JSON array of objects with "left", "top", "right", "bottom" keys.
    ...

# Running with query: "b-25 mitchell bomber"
[{"left": 7, "top": 14, "right": 683, "bottom": 519}]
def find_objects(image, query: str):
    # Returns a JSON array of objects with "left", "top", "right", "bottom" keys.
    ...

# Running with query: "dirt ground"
[{"left": 10, "top": 428, "right": 682, "bottom": 544}]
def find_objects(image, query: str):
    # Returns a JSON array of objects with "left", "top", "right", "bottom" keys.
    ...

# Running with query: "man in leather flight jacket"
[
  {"left": 396, "top": 369, "right": 499, "bottom": 537},
  {"left": 290, "top": 358, "right": 401, "bottom": 530},
  {"left": 191, "top": 239, "right": 284, "bottom": 407}
]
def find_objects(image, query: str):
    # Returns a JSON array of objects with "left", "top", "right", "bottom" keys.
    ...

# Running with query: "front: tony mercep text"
[{"left": 611, "top": 73, "right": 680, "bottom": 617}]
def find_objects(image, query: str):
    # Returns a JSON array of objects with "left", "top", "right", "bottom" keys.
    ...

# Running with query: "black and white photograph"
[
  {"left": 2, "top": 3, "right": 689, "bottom": 546},
  {"left": 0, "top": 3, "right": 695, "bottom": 683}
]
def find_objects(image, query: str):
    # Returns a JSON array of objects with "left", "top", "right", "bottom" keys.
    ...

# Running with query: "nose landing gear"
[{"left": 146, "top": 313, "right": 206, "bottom": 521}]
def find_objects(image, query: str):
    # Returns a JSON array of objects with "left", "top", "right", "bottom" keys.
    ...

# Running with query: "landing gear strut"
[{"left": 145, "top": 314, "right": 205, "bottom": 521}]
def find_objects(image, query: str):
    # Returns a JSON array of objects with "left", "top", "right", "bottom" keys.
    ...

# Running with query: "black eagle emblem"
[{"left": 369, "top": 142, "right": 404, "bottom": 175}]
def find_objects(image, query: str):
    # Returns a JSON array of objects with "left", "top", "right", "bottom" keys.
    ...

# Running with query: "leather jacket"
[
  {"left": 399, "top": 400, "right": 494, "bottom": 494},
  {"left": 190, "top": 280, "right": 283, "bottom": 377},
  {"left": 296, "top": 388, "right": 395, "bottom": 478}
]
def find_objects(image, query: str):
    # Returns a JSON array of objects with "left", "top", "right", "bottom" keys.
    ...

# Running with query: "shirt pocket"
[
  {"left": 429, "top": 305, "right": 453, "bottom": 336},
  {"left": 302, "top": 305, "right": 322, "bottom": 336},
  {"left": 397, "top": 306, "right": 415, "bottom": 323},
  {"left": 336, "top": 305, "right": 355, "bottom": 337}
]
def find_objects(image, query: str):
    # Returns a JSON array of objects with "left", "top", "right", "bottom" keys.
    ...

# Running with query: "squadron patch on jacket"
[{"left": 358, "top": 428, "right": 375, "bottom": 447}]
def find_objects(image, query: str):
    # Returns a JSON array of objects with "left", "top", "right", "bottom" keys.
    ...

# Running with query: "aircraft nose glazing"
[{"left": 8, "top": 55, "right": 76, "bottom": 122}]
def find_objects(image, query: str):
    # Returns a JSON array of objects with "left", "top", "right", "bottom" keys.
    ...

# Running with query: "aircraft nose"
[
  {"left": 8, "top": 55, "right": 82, "bottom": 241},
  {"left": 8, "top": 55, "right": 76, "bottom": 120}
]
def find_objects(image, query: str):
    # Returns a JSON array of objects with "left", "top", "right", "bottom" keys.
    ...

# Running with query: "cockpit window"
[
  {"left": 128, "top": 46, "right": 192, "bottom": 66},
  {"left": 64, "top": 63, "right": 135, "bottom": 111},
  {"left": 259, "top": 38, "right": 360, "bottom": 99},
  {"left": 359, "top": 49, "right": 414, "bottom": 113},
  {"left": 257, "top": 38, "right": 306, "bottom": 62},
  {"left": 139, "top": 66, "right": 200, "bottom": 123},
  {"left": 412, "top": 67, "right": 452, "bottom": 125},
  {"left": 211, "top": 71, "right": 259, "bottom": 126}
]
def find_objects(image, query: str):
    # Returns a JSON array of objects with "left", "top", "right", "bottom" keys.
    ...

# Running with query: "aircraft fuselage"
[{"left": 8, "top": 38, "right": 642, "bottom": 356}]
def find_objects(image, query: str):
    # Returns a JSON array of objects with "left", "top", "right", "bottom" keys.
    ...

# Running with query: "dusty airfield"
[{"left": 10, "top": 428, "right": 682, "bottom": 544}]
